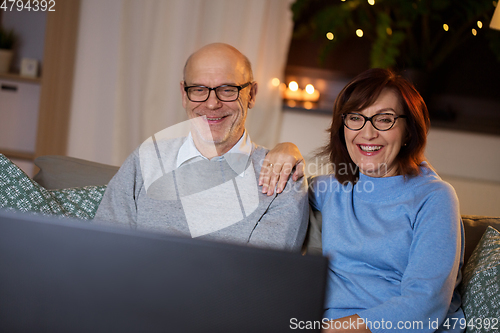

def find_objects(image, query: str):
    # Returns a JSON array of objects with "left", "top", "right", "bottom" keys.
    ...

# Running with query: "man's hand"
[{"left": 258, "top": 142, "right": 305, "bottom": 196}]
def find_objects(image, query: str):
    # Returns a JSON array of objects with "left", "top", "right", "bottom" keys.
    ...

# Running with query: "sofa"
[{"left": 1, "top": 154, "right": 500, "bottom": 330}]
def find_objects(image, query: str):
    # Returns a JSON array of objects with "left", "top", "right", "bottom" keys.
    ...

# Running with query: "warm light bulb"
[
  {"left": 443, "top": 24, "right": 449, "bottom": 31},
  {"left": 356, "top": 29, "right": 364, "bottom": 37},
  {"left": 386, "top": 27, "right": 392, "bottom": 35},
  {"left": 472, "top": 28, "right": 477, "bottom": 36},
  {"left": 368, "top": 0, "right": 375, "bottom": 5},
  {"left": 289, "top": 81, "right": 299, "bottom": 91},
  {"left": 271, "top": 78, "right": 280, "bottom": 87},
  {"left": 326, "top": 32, "right": 334, "bottom": 40},
  {"left": 477, "top": 21, "right": 483, "bottom": 29},
  {"left": 305, "top": 84, "right": 315, "bottom": 94}
]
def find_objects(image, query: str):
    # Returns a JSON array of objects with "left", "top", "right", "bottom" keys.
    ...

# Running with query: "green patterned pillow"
[
  {"left": 0, "top": 154, "right": 105, "bottom": 219},
  {"left": 49, "top": 186, "right": 106, "bottom": 219},
  {"left": 460, "top": 226, "right": 500, "bottom": 332}
]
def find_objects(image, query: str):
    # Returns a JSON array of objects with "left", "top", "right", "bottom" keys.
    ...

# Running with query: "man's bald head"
[{"left": 183, "top": 43, "right": 253, "bottom": 83}]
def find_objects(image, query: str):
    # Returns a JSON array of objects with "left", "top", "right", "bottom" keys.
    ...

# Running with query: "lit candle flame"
[{"left": 305, "top": 84, "right": 315, "bottom": 94}]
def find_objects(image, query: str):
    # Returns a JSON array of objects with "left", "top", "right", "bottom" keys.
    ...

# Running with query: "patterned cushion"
[
  {"left": 50, "top": 186, "right": 107, "bottom": 219},
  {"left": 0, "top": 154, "right": 105, "bottom": 219},
  {"left": 460, "top": 226, "right": 500, "bottom": 331}
]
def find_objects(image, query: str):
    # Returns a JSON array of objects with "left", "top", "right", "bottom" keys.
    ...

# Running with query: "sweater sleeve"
[
  {"left": 357, "top": 182, "right": 464, "bottom": 333},
  {"left": 93, "top": 150, "right": 143, "bottom": 228},
  {"left": 247, "top": 173, "right": 309, "bottom": 252}
]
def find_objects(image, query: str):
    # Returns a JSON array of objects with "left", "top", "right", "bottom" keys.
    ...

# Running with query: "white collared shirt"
[{"left": 176, "top": 131, "right": 252, "bottom": 177}]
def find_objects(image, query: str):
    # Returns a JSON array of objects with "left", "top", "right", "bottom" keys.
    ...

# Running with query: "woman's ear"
[
  {"left": 247, "top": 82, "right": 258, "bottom": 109},
  {"left": 403, "top": 132, "right": 411, "bottom": 147}
]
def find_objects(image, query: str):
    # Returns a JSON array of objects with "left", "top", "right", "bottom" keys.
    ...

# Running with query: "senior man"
[{"left": 95, "top": 43, "right": 308, "bottom": 251}]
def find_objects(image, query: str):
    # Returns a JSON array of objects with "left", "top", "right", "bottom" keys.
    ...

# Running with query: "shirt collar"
[{"left": 176, "top": 130, "right": 252, "bottom": 177}]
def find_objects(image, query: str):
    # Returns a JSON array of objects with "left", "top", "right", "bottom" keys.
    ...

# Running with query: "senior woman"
[
  {"left": 262, "top": 68, "right": 464, "bottom": 333},
  {"left": 313, "top": 68, "right": 464, "bottom": 333}
]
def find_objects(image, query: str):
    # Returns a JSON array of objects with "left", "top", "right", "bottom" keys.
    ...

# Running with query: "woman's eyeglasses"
[{"left": 342, "top": 113, "right": 407, "bottom": 131}]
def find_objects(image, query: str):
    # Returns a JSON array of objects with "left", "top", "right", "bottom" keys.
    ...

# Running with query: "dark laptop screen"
[{"left": 0, "top": 210, "right": 327, "bottom": 333}]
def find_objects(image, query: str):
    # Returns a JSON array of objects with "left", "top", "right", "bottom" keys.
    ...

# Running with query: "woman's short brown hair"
[{"left": 320, "top": 68, "right": 430, "bottom": 184}]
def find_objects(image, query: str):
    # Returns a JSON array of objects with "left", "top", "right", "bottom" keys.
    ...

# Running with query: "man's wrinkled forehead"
[{"left": 183, "top": 44, "right": 250, "bottom": 83}]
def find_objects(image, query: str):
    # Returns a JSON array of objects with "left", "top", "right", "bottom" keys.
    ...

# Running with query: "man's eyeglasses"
[
  {"left": 342, "top": 112, "right": 407, "bottom": 131},
  {"left": 184, "top": 82, "right": 251, "bottom": 102}
]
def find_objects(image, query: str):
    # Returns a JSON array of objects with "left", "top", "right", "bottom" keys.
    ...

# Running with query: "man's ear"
[
  {"left": 247, "top": 82, "right": 258, "bottom": 109},
  {"left": 180, "top": 81, "right": 187, "bottom": 109}
]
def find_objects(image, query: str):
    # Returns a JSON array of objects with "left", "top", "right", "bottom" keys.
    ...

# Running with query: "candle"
[{"left": 302, "top": 84, "right": 320, "bottom": 102}]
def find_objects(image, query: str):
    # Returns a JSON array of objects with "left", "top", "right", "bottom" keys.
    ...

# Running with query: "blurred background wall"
[{"left": 1, "top": 0, "right": 499, "bottom": 216}]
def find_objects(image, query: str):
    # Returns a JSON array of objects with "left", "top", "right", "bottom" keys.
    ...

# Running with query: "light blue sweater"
[{"left": 310, "top": 166, "right": 464, "bottom": 333}]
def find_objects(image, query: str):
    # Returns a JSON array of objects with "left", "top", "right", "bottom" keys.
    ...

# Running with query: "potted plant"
[
  {"left": 0, "top": 26, "right": 16, "bottom": 73},
  {"left": 291, "top": 0, "right": 500, "bottom": 74}
]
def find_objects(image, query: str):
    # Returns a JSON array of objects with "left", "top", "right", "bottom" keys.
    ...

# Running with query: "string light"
[
  {"left": 368, "top": 0, "right": 375, "bottom": 5},
  {"left": 356, "top": 29, "right": 364, "bottom": 37},
  {"left": 443, "top": 24, "right": 449, "bottom": 31},
  {"left": 326, "top": 32, "right": 334, "bottom": 40},
  {"left": 472, "top": 28, "right": 477, "bottom": 36},
  {"left": 477, "top": 21, "right": 483, "bottom": 29},
  {"left": 386, "top": 27, "right": 392, "bottom": 35}
]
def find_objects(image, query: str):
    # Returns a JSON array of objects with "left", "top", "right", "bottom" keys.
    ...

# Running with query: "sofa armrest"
[{"left": 462, "top": 215, "right": 500, "bottom": 265}]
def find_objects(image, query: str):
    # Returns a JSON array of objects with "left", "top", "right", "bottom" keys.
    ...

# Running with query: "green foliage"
[
  {"left": 371, "top": 12, "right": 406, "bottom": 68},
  {"left": 291, "top": 0, "right": 500, "bottom": 72},
  {"left": 0, "top": 27, "right": 16, "bottom": 50}
]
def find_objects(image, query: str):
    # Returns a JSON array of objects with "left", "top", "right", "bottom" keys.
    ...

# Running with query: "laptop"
[{"left": 0, "top": 210, "right": 327, "bottom": 333}]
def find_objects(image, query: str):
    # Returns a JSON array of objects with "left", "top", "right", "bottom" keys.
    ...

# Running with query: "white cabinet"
[{"left": 0, "top": 78, "right": 41, "bottom": 155}]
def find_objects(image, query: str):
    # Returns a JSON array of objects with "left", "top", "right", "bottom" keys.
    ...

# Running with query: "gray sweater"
[{"left": 94, "top": 137, "right": 309, "bottom": 252}]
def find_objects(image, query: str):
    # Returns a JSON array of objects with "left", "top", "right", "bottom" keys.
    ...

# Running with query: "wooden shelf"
[
  {"left": 0, "top": 149, "right": 36, "bottom": 161},
  {"left": 0, "top": 73, "right": 42, "bottom": 84}
]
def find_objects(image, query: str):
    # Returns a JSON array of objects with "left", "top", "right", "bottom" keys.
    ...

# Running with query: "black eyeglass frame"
[
  {"left": 183, "top": 82, "right": 252, "bottom": 102},
  {"left": 342, "top": 112, "right": 407, "bottom": 131}
]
